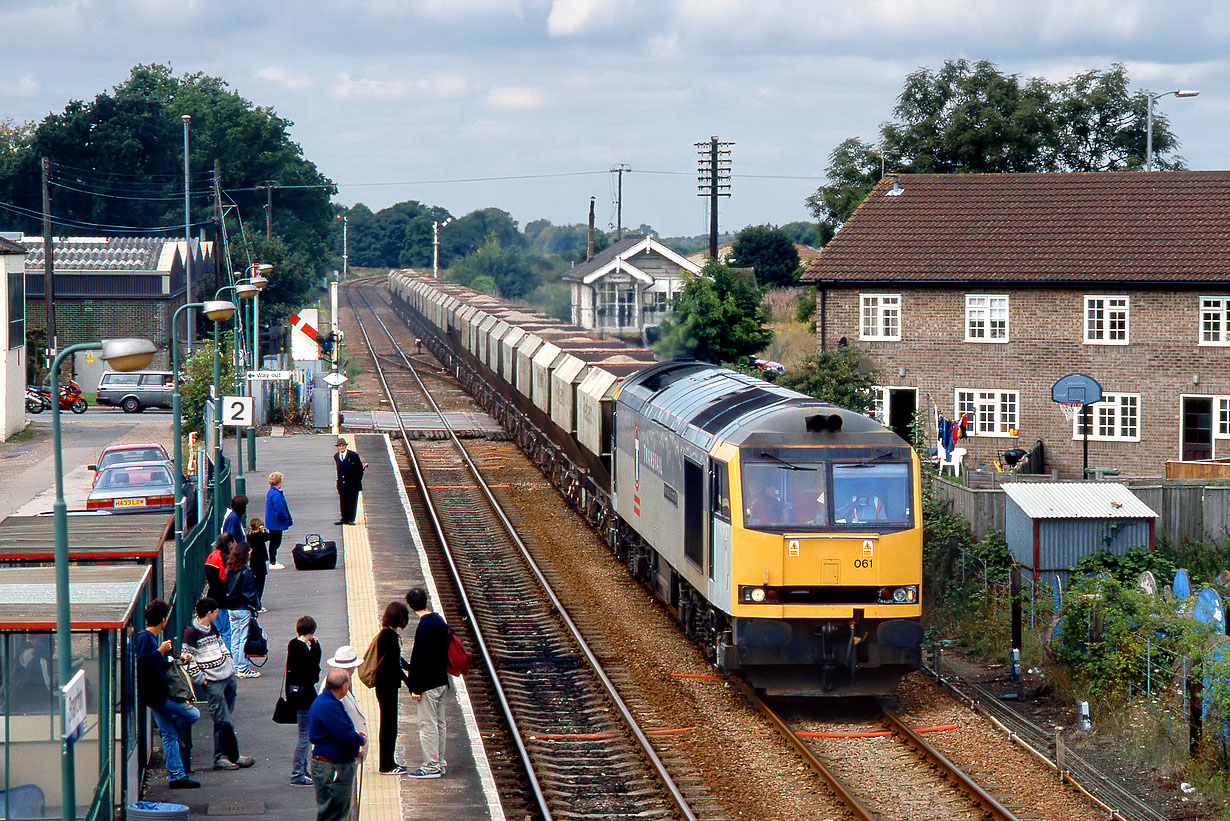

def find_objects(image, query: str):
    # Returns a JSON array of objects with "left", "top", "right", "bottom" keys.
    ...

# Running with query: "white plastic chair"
[{"left": 939, "top": 447, "right": 967, "bottom": 477}]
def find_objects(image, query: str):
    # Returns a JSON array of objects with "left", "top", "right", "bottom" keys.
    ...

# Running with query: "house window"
[
  {"left": 1085, "top": 296, "right": 1129, "bottom": 344},
  {"left": 1214, "top": 397, "right": 1230, "bottom": 438},
  {"left": 870, "top": 387, "right": 887, "bottom": 424},
  {"left": 1200, "top": 297, "right": 1230, "bottom": 345},
  {"left": 955, "top": 389, "right": 1018, "bottom": 436},
  {"left": 965, "top": 295, "right": 1008, "bottom": 342},
  {"left": 7, "top": 268, "right": 22, "bottom": 349},
  {"left": 860, "top": 294, "right": 900, "bottom": 341},
  {"left": 1074, "top": 393, "right": 1140, "bottom": 441}
]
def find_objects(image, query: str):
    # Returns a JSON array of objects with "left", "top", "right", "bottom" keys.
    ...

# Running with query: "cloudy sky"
[{"left": 1, "top": 0, "right": 1227, "bottom": 238}]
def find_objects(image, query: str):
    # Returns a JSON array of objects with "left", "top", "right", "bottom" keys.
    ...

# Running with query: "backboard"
[{"left": 1051, "top": 373, "right": 1102, "bottom": 405}]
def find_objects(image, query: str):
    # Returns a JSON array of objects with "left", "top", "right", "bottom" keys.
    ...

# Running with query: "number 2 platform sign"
[{"left": 222, "top": 396, "right": 254, "bottom": 427}]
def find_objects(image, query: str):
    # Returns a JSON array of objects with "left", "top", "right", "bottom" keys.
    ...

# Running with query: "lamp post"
[
  {"left": 52, "top": 338, "right": 156, "bottom": 821},
  {"left": 1145, "top": 89, "right": 1199, "bottom": 172},
  {"left": 432, "top": 217, "right": 453, "bottom": 278},
  {"left": 171, "top": 300, "right": 235, "bottom": 634},
  {"left": 213, "top": 283, "right": 259, "bottom": 515},
  {"left": 244, "top": 264, "right": 271, "bottom": 470}
]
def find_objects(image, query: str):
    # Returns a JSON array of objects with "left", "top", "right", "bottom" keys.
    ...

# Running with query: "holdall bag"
[
  {"left": 292, "top": 533, "right": 338, "bottom": 571},
  {"left": 446, "top": 628, "right": 472, "bottom": 677},
  {"left": 244, "top": 617, "right": 269, "bottom": 666}
]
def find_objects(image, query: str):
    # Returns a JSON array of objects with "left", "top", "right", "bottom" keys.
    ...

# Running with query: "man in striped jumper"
[{"left": 183, "top": 597, "right": 255, "bottom": 771}]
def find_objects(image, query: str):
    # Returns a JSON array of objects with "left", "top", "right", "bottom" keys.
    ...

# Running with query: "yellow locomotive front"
[{"left": 723, "top": 439, "right": 924, "bottom": 694}]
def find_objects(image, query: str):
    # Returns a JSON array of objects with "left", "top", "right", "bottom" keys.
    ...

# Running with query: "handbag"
[
  {"left": 164, "top": 659, "right": 196, "bottom": 703},
  {"left": 273, "top": 664, "right": 299, "bottom": 724},
  {"left": 244, "top": 617, "right": 269, "bottom": 667}
]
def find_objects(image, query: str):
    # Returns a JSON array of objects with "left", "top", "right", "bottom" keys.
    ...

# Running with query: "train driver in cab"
[
  {"left": 835, "top": 492, "right": 888, "bottom": 524},
  {"left": 747, "top": 483, "right": 787, "bottom": 528}
]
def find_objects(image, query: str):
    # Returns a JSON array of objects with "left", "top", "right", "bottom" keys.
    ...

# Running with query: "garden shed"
[{"left": 1002, "top": 482, "right": 1158, "bottom": 583}]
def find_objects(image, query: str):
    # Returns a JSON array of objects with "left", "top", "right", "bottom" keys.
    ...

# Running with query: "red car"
[{"left": 89, "top": 443, "right": 171, "bottom": 487}]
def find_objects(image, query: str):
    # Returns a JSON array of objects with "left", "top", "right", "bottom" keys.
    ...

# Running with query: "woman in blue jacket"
[{"left": 264, "top": 472, "right": 293, "bottom": 570}]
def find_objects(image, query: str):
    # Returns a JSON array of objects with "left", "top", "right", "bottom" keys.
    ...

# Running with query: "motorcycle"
[
  {"left": 25, "top": 386, "right": 49, "bottom": 414},
  {"left": 37, "top": 380, "right": 88, "bottom": 415}
]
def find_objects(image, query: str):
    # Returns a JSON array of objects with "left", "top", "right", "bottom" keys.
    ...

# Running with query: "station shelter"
[{"left": 0, "top": 565, "right": 152, "bottom": 819}]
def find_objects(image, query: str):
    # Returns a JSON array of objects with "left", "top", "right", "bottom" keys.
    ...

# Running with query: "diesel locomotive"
[{"left": 388, "top": 272, "right": 924, "bottom": 694}]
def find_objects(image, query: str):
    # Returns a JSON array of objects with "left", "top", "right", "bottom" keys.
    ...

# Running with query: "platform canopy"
[
  {"left": 0, "top": 565, "right": 151, "bottom": 630},
  {"left": 0, "top": 513, "right": 168, "bottom": 560}
]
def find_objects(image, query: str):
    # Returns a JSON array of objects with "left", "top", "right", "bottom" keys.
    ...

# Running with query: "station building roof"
[
  {"left": 0, "top": 513, "right": 168, "bottom": 560},
  {"left": 0, "top": 565, "right": 151, "bottom": 630}
]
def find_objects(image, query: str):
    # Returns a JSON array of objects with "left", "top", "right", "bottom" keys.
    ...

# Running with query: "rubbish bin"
[{"left": 128, "top": 802, "right": 190, "bottom": 821}]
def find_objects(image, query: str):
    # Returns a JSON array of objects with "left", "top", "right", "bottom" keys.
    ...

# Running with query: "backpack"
[
  {"left": 446, "top": 628, "right": 471, "bottom": 677},
  {"left": 356, "top": 635, "right": 380, "bottom": 689}
]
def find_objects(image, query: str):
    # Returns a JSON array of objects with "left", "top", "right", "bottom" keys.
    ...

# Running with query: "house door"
[
  {"left": 1182, "top": 397, "right": 1213, "bottom": 461},
  {"left": 888, "top": 388, "right": 918, "bottom": 444}
]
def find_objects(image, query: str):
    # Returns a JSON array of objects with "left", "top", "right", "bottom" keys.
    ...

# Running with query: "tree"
[
  {"left": 654, "top": 260, "right": 772, "bottom": 363},
  {"left": 728, "top": 225, "right": 801, "bottom": 287},
  {"left": 806, "top": 61, "right": 1185, "bottom": 230},
  {"left": 776, "top": 347, "right": 878, "bottom": 415},
  {"left": 448, "top": 235, "right": 538, "bottom": 299},
  {"left": 778, "top": 221, "right": 824, "bottom": 247},
  {"left": 237, "top": 234, "right": 316, "bottom": 326}
]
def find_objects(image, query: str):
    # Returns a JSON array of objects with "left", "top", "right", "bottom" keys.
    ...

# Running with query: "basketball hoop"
[{"left": 1059, "top": 401, "right": 1084, "bottom": 424}]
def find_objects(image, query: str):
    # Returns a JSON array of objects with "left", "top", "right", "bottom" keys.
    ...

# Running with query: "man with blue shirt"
[{"left": 309, "top": 669, "right": 366, "bottom": 820}]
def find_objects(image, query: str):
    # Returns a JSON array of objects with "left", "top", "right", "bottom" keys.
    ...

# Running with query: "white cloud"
[
  {"left": 328, "top": 72, "right": 469, "bottom": 103},
  {"left": 547, "top": 0, "right": 620, "bottom": 36},
  {"left": 487, "top": 86, "right": 547, "bottom": 111},
  {"left": 0, "top": 75, "right": 40, "bottom": 99},
  {"left": 254, "top": 66, "right": 314, "bottom": 93}
]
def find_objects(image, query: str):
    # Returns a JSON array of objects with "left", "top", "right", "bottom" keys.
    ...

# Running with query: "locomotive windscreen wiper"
[
  {"left": 758, "top": 451, "right": 816, "bottom": 471},
  {"left": 846, "top": 450, "right": 896, "bottom": 466}
]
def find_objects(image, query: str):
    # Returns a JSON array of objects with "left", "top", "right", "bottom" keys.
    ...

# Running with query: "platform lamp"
[
  {"left": 52, "top": 338, "right": 156, "bottom": 821},
  {"left": 213, "top": 284, "right": 258, "bottom": 518},
  {"left": 170, "top": 299, "right": 235, "bottom": 636},
  {"left": 244, "top": 264, "right": 271, "bottom": 472}
]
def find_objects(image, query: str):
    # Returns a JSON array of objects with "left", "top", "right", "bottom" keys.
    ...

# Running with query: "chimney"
[{"left": 587, "top": 197, "right": 595, "bottom": 262}]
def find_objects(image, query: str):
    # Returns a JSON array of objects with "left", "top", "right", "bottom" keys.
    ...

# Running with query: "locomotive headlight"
[
  {"left": 750, "top": 587, "right": 766, "bottom": 603},
  {"left": 892, "top": 586, "right": 917, "bottom": 603}
]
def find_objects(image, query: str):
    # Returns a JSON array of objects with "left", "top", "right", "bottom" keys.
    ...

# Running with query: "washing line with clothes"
[{"left": 934, "top": 407, "right": 968, "bottom": 461}]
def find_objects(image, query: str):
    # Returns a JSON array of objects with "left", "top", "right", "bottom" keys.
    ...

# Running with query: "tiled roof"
[
  {"left": 0, "top": 236, "right": 26, "bottom": 254},
  {"left": 801, "top": 171, "right": 1230, "bottom": 284},
  {"left": 22, "top": 237, "right": 169, "bottom": 272},
  {"left": 562, "top": 236, "right": 648, "bottom": 281}
]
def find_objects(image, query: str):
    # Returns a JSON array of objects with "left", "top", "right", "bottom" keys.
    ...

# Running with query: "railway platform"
[{"left": 141, "top": 431, "right": 501, "bottom": 820}]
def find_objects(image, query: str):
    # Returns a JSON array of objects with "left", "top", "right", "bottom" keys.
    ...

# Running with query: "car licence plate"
[{"left": 114, "top": 498, "right": 146, "bottom": 508}]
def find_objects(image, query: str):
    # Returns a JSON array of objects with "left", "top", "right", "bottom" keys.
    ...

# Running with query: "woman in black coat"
[
  {"left": 375, "top": 600, "right": 411, "bottom": 774},
  {"left": 285, "top": 616, "right": 321, "bottom": 786},
  {"left": 224, "top": 543, "right": 261, "bottom": 678}
]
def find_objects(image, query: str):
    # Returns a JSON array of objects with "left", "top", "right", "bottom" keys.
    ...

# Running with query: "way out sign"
[
  {"left": 62, "top": 669, "right": 86, "bottom": 746},
  {"left": 222, "top": 396, "right": 254, "bottom": 427}
]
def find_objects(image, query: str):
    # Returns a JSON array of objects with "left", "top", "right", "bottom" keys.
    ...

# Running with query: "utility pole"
[
  {"left": 611, "top": 164, "right": 629, "bottom": 241},
  {"left": 183, "top": 115, "right": 193, "bottom": 348},
  {"left": 696, "top": 136, "right": 732, "bottom": 260},
  {"left": 586, "top": 197, "right": 595, "bottom": 262},
  {"left": 41, "top": 157, "right": 55, "bottom": 361},
  {"left": 258, "top": 181, "right": 274, "bottom": 238}
]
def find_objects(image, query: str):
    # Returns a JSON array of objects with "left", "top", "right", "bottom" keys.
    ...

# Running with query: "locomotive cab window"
[
  {"left": 710, "top": 461, "right": 731, "bottom": 521},
  {"left": 831, "top": 463, "right": 911, "bottom": 526},
  {"left": 741, "top": 460, "right": 827, "bottom": 530}
]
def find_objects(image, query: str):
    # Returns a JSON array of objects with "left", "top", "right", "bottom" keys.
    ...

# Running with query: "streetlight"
[
  {"left": 1145, "top": 89, "right": 1199, "bottom": 172},
  {"left": 245, "top": 264, "right": 272, "bottom": 471},
  {"left": 52, "top": 338, "right": 155, "bottom": 821},
  {"left": 213, "top": 283, "right": 260, "bottom": 515},
  {"left": 170, "top": 300, "right": 234, "bottom": 634},
  {"left": 433, "top": 217, "right": 453, "bottom": 278}
]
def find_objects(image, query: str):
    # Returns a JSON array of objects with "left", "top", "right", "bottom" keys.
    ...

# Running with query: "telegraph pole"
[
  {"left": 611, "top": 164, "right": 629, "bottom": 241},
  {"left": 41, "top": 157, "right": 55, "bottom": 360},
  {"left": 213, "top": 162, "right": 224, "bottom": 294},
  {"left": 696, "top": 136, "right": 732, "bottom": 260},
  {"left": 183, "top": 115, "right": 193, "bottom": 348},
  {"left": 586, "top": 197, "right": 595, "bottom": 262}
]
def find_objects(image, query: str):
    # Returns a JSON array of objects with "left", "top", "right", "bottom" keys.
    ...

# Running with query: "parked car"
[
  {"left": 96, "top": 370, "right": 175, "bottom": 413},
  {"left": 89, "top": 443, "right": 171, "bottom": 487},
  {"left": 86, "top": 461, "right": 176, "bottom": 513}
]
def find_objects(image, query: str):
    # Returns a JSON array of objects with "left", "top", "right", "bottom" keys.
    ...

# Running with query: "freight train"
[{"left": 388, "top": 272, "right": 924, "bottom": 695}]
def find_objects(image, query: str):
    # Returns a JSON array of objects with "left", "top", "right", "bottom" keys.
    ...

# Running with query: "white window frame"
[
  {"left": 1072, "top": 393, "right": 1140, "bottom": 442},
  {"left": 1084, "top": 295, "right": 1130, "bottom": 345},
  {"left": 1214, "top": 396, "right": 1230, "bottom": 439},
  {"left": 871, "top": 387, "right": 887, "bottom": 425},
  {"left": 965, "top": 294, "right": 1009, "bottom": 342},
  {"left": 955, "top": 389, "right": 1018, "bottom": 437},
  {"left": 860, "top": 294, "right": 901, "bottom": 341},
  {"left": 1200, "top": 297, "right": 1230, "bottom": 346}
]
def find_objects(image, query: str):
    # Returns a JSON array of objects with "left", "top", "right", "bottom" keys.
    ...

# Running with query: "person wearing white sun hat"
[{"left": 323, "top": 645, "right": 367, "bottom": 741}]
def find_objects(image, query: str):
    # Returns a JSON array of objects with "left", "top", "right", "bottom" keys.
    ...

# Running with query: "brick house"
[
  {"left": 800, "top": 171, "right": 1230, "bottom": 479},
  {"left": 21, "top": 236, "right": 212, "bottom": 388},
  {"left": 564, "top": 235, "right": 702, "bottom": 339}
]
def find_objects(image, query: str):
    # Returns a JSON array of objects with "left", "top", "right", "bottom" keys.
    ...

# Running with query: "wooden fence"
[{"left": 930, "top": 475, "right": 1230, "bottom": 547}]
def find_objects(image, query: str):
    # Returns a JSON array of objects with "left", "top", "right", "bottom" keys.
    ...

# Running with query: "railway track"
[
  {"left": 739, "top": 682, "right": 1025, "bottom": 821},
  {"left": 343, "top": 280, "right": 704, "bottom": 820}
]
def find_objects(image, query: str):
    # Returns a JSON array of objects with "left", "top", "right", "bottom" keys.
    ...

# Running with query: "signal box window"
[
  {"left": 1085, "top": 296, "right": 1129, "bottom": 344},
  {"left": 860, "top": 294, "right": 901, "bottom": 341}
]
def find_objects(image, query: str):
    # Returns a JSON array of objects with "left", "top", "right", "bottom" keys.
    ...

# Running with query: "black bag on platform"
[
  {"left": 292, "top": 534, "right": 337, "bottom": 571},
  {"left": 244, "top": 617, "right": 269, "bottom": 666}
]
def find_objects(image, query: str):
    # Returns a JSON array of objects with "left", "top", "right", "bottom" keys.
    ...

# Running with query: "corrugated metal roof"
[{"left": 1002, "top": 482, "right": 1158, "bottom": 520}]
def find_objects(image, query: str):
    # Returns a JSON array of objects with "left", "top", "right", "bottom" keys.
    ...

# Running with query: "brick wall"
[
  {"left": 817, "top": 286, "right": 1230, "bottom": 478},
  {"left": 26, "top": 296, "right": 180, "bottom": 371}
]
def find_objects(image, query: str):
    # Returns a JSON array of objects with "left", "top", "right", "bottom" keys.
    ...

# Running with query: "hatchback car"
[
  {"left": 89, "top": 443, "right": 171, "bottom": 487},
  {"left": 96, "top": 370, "right": 175, "bottom": 413},
  {"left": 86, "top": 461, "right": 176, "bottom": 513}
]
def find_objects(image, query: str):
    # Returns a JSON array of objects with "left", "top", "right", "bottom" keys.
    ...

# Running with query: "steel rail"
[
  {"left": 343, "top": 283, "right": 553, "bottom": 818},
  {"left": 731, "top": 679, "right": 879, "bottom": 821},
  {"left": 880, "top": 707, "right": 1020, "bottom": 820},
  {"left": 349, "top": 281, "right": 698, "bottom": 820}
]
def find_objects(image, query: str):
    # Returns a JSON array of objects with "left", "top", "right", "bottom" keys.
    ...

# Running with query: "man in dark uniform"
[{"left": 334, "top": 438, "right": 364, "bottom": 526}]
